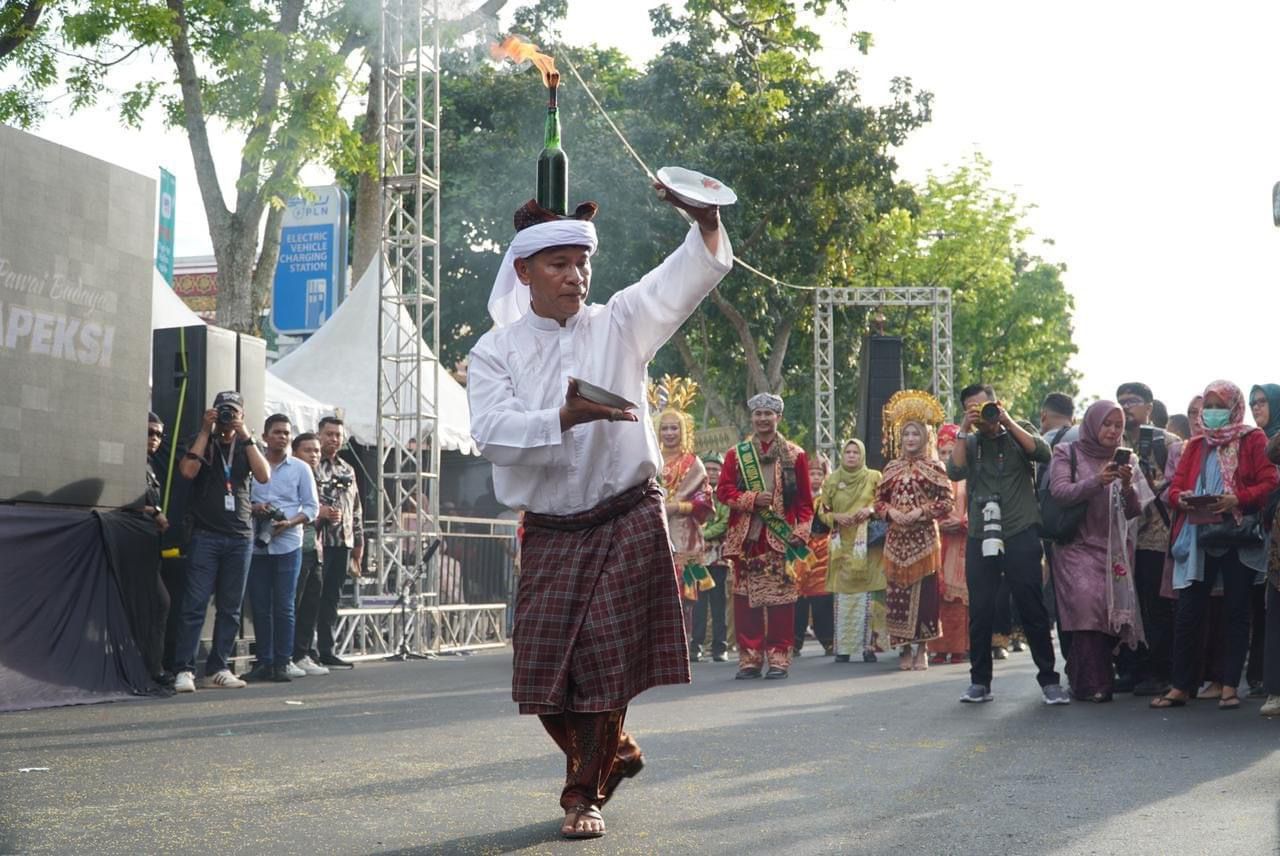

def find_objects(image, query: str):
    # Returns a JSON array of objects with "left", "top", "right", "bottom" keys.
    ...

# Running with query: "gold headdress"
[
  {"left": 882, "top": 389, "right": 946, "bottom": 460},
  {"left": 648, "top": 375, "right": 699, "bottom": 455}
]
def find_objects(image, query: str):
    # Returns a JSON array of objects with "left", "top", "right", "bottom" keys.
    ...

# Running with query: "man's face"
[
  {"left": 705, "top": 461, "right": 722, "bottom": 488},
  {"left": 938, "top": 439, "right": 955, "bottom": 465},
  {"left": 1117, "top": 393, "right": 1152, "bottom": 430},
  {"left": 659, "top": 415, "right": 682, "bottom": 450},
  {"left": 265, "top": 421, "right": 292, "bottom": 453},
  {"left": 963, "top": 391, "right": 997, "bottom": 435},
  {"left": 295, "top": 438, "right": 322, "bottom": 468},
  {"left": 751, "top": 408, "right": 780, "bottom": 438},
  {"left": 516, "top": 245, "right": 592, "bottom": 323},
  {"left": 147, "top": 421, "right": 164, "bottom": 455},
  {"left": 320, "top": 424, "right": 344, "bottom": 457}
]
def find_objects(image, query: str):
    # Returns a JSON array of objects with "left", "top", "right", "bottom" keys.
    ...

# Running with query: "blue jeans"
[
  {"left": 175, "top": 530, "right": 253, "bottom": 675},
  {"left": 248, "top": 549, "right": 303, "bottom": 666}
]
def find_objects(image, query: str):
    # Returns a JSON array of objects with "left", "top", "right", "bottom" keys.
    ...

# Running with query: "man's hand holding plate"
[{"left": 560, "top": 379, "right": 638, "bottom": 431}]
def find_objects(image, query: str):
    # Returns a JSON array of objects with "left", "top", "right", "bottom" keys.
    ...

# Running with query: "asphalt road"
[{"left": 1, "top": 648, "right": 1277, "bottom": 855}]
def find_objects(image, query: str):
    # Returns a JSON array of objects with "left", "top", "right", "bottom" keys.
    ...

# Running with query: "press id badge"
[{"left": 224, "top": 494, "right": 236, "bottom": 512}]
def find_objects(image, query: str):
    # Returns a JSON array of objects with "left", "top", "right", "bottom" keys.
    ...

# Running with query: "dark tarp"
[{"left": 0, "top": 505, "right": 158, "bottom": 712}]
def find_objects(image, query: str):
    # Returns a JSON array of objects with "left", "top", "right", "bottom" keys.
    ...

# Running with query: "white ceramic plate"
[
  {"left": 570, "top": 377, "right": 636, "bottom": 410},
  {"left": 656, "top": 166, "right": 738, "bottom": 208}
]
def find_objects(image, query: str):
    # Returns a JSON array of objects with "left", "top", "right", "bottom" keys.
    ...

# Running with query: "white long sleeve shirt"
[{"left": 468, "top": 223, "right": 734, "bottom": 515}]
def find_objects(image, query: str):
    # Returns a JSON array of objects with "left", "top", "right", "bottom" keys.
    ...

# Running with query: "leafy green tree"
[
  {"left": 5, "top": 0, "right": 374, "bottom": 333},
  {"left": 0, "top": 0, "right": 61, "bottom": 126},
  {"left": 856, "top": 156, "right": 1080, "bottom": 422}
]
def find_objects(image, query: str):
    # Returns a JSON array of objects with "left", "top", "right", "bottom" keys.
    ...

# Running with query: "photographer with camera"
[
  {"left": 310, "top": 416, "right": 364, "bottom": 669},
  {"left": 1116, "top": 382, "right": 1181, "bottom": 696},
  {"left": 947, "top": 384, "right": 1067, "bottom": 705},
  {"left": 172, "top": 391, "right": 270, "bottom": 693},
  {"left": 243, "top": 414, "right": 318, "bottom": 683}
]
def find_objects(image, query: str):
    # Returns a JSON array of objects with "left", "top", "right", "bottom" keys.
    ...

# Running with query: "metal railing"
[{"left": 334, "top": 514, "right": 517, "bottom": 659}]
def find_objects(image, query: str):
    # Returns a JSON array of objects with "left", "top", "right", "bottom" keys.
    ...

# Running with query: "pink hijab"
[
  {"left": 1197, "top": 380, "right": 1257, "bottom": 497},
  {"left": 1076, "top": 400, "right": 1122, "bottom": 461}
]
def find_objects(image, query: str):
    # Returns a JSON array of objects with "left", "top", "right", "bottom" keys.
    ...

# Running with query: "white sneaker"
[
  {"left": 285, "top": 660, "right": 307, "bottom": 679},
  {"left": 198, "top": 669, "right": 247, "bottom": 689},
  {"left": 174, "top": 671, "right": 196, "bottom": 693},
  {"left": 294, "top": 656, "right": 329, "bottom": 676}
]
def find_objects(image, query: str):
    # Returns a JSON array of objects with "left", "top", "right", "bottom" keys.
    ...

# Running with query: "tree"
[
  {"left": 856, "top": 156, "right": 1080, "bottom": 422},
  {"left": 9, "top": 1, "right": 374, "bottom": 333},
  {"left": 0, "top": 0, "right": 59, "bottom": 126}
]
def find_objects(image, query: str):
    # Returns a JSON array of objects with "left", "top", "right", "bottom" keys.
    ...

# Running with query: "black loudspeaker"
[
  {"left": 150, "top": 325, "right": 254, "bottom": 551},
  {"left": 857, "top": 336, "right": 904, "bottom": 470}
]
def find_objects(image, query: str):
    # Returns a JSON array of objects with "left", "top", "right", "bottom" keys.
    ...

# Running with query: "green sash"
[{"left": 736, "top": 440, "right": 809, "bottom": 562}]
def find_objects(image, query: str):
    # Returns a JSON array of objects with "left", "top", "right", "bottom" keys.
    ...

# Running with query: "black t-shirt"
[{"left": 183, "top": 433, "right": 255, "bottom": 538}]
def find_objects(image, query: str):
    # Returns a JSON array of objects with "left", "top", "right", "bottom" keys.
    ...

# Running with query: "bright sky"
[{"left": 14, "top": 1, "right": 1280, "bottom": 420}]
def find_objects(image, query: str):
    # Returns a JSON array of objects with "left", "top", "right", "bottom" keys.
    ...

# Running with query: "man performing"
[
  {"left": 467, "top": 189, "right": 732, "bottom": 839},
  {"left": 717, "top": 394, "right": 815, "bottom": 680}
]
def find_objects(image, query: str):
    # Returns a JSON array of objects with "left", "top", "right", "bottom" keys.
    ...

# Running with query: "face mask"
[{"left": 1202, "top": 408, "right": 1231, "bottom": 430}]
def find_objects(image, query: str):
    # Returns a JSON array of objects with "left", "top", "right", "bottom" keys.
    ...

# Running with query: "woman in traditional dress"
[
  {"left": 793, "top": 454, "right": 835, "bottom": 656},
  {"left": 931, "top": 424, "right": 969, "bottom": 665},
  {"left": 819, "top": 439, "right": 885, "bottom": 663},
  {"left": 652, "top": 377, "right": 714, "bottom": 647},
  {"left": 1049, "top": 401, "right": 1149, "bottom": 702},
  {"left": 876, "top": 391, "right": 953, "bottom": 671}
]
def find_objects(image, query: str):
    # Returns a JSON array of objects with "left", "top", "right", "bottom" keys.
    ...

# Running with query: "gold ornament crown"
[
  {"left": 882, "top": 389, "right": 946, "bottom": 459},
  {"left": 647, "top": 375, "right": 699, "bottom": 414},
  {"left": 649, "top": 375, "right": 699, "bottom": 455}
]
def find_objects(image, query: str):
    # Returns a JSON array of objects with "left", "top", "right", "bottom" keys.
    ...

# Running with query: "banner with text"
[{"left": 271, "top": 185, "right": 348, "bottom": 336}]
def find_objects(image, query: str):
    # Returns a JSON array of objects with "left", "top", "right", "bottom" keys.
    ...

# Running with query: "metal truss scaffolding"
[
  {"left": 375, "top": 0, "right": 441, "bottom": 614},
  {"left": 812, "top": 287, "right": 954, "bottom": 463}
]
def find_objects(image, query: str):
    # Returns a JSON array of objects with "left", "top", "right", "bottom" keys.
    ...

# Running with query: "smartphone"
[{"left": 1113, "top": 447, "right": 1133, "bottom": 466}]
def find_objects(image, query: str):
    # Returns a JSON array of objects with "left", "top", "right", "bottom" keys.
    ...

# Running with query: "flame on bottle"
[{"left": 490, "top": 35, "right": 559, "bottom": 88}]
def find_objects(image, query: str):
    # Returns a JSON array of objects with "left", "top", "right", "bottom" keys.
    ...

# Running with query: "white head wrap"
[
  {"left": 487, "top": 219, "right": 599, "bottom": 327},
  {"left": 747, "top": 392, "right": 784, "bottom": 414}
]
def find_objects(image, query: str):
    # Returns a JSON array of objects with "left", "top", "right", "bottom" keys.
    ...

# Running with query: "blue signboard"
[
  {"left": 155, "top": 168, "right": 176, "bottom": 284},
  {"left": 271, "top": 185, "right": 348, "bottom": 335}
]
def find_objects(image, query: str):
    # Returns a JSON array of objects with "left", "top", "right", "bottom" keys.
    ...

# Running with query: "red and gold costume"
[
  {"left": 718, "top": 413, "right": 814, "bottom": 673},
  {"left": 876, "top": 391, "right": 953, "bottom": 649}
]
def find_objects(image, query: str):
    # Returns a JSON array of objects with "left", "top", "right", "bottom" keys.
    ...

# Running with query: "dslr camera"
[
  {"left": 216, "top": 403, "right": 239, "bottom": 426},
  {"left": 319, "top": 472, "right": 353, "bottom": 507},
  {"left": 254, "top": 503, "right": 287, "bottom": 550},
  {"left": 980, "top": 401, "right": 1002, "bottom": 424},
  {"left": 1137, "top": 424, "right": 1165, "bottom": 464}
]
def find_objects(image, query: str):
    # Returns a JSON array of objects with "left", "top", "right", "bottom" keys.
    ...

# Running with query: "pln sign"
[{"left": 272, "top": 185, "right": 348, "bottom": 335}]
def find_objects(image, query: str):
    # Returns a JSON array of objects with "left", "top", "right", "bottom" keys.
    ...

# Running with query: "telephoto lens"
[
  {"left": 980, "top": 497, "right": 1004, "bottom": 557},
  {"left": 981, "top": 402, "right": 1001, "bottom": 423}
]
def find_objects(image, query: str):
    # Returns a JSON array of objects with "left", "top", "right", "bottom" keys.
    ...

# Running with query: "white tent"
[
  {"left": 270, "top": 263, "right": 477, "bottom": 454},
  {"left": 150, "top": 270, "right": 338, "bottom": 430}
]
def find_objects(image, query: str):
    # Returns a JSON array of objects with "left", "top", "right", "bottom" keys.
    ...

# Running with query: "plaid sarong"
[{"left": 514, "top": 480, "right": 690, "bottom": 714}]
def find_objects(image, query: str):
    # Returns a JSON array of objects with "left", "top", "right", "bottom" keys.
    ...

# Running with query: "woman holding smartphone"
[
  {"left": 1151, "top": 381, "right": 1279, "bottom": 710},
  {"left": 1048, "top": 401, "right": 1149, "bottom": 702}
]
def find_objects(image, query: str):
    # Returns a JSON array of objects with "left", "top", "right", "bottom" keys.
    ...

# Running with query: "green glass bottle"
[{"left": 536, "top": 72, "right": 568, "bottom": 215}]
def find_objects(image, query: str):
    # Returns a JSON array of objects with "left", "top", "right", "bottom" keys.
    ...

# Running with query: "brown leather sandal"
[
  {"left": 599, "top": 754, "right": 644, "bottom": 806},
  {"left": 561, "top": 804, "right": 606, "bottom": 839}
]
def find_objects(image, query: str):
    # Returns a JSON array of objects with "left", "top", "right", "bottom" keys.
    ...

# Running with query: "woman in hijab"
[
  {"left": 819, "top": 439, "right": 885, "bottom": 663},
  {"left": 1049, "top": 401, "right": 1149, "bottom": 701},
  {"left": 876, "top": 392, "right": 953, "bottom": 671},
  {"left": 1244, "top": 384, "right": 1280, "bottom": 697},
  {"left": 1152, "top": 381, "right": 1279, "bottom": 710},
  {"left": 931, "top": 424, "right": 970, "bottom": 665}
]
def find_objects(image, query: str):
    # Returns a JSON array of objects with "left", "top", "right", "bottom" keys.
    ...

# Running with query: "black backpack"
[{"left": 1038, "top": 441, "right": 1086, "bottom": 544}]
